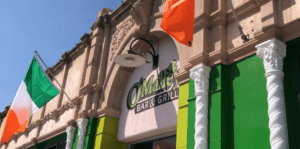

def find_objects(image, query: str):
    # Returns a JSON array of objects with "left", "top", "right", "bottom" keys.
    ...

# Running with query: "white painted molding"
[
  {"left": 190, "top": 64, "right": 211, "bottom": 149},
  {"left": 66, "top": 126, "right": 76, "bottom": 149},
  {"left": 256, "top": 38, "right": 289, "bottom": 149},
  {"left": 77, "top": 118, "right": 89, "bottom": 149}
]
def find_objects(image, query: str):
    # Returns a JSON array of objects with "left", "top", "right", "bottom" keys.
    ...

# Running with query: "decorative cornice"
[
  {"left": 210, "top": 10, "right": 228, "bottom": 28},
  {"left": 104, "top": 14, "right": 112, "bottom": 27},
  {"left": 24, "top": 101, "right": 77, "bottom": 137},
  {"left": 110, "top": 0, "right": 133, "bottom": 23},
  {"left": 189, "top": 64, "right": 211, "bottom": 95},
  {"left": 129, "top": 0, "right": 153, "bottom": 37},
  {"left": 91, "top": 16, "right": 104, "bottom": 30},
  {"left": 66, "top": 126, "right": 76, "bottom": 149},
  {"left": 194, "top": 12, "right": 211, "bottom": 30},
  {"left": 67, "top": 120, "right": 77, "bottom": 127},
  {"left": 30, "top": 137, "right": 38, "bottom": 145},
  {"left": 78, "top": 110, "right": 89, "bottom": 119},
  {"left": 50, "top": 110, "right": 59, "bottom": 121},
  {"left": 34, "top": 121, "right": 41, "bottom": 127},
  {"left": 92, "top": 84, "right": 103, "bottom": 93},
  {"left": 80, "top": 84, "right": 93, "bottom": 95},
  {"left": 61, "top": 52, "right": 72, "bottom": 64},
  {"left": 97, "top": 107, "right": 121, "bottom": 119},
  {"left": 255, "top": 38, "right": 286, "bottom": 73},
  {"left": 77, "top": 118, "right": 89, "bottom": 149},
  {"left": 174, "top": 70, "right": 190, "bottom": 85}
]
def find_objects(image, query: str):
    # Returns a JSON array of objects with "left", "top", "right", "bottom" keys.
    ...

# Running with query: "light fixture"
[{"left": 114, "top": 38, "right": 159, "bottom": 69}]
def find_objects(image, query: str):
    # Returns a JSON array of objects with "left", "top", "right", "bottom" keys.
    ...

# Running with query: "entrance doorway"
[{"left": 130, "top": 135, "right": 176, "bottom": 149}]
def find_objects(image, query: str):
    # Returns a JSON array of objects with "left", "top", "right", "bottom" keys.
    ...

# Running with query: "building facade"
[{"left": 0, "top": 0, "right": 300, "bottom": 149}]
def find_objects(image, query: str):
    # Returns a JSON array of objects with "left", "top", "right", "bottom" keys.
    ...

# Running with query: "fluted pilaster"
[
  {"left": 77, "top": 118, "right": 89, "bottom": 149},
  {"left": 190, "top": 64, "right": 211, "bottom": 149},
  {"left": 256, "top": 38, "right": 289, "bottom": 149}
]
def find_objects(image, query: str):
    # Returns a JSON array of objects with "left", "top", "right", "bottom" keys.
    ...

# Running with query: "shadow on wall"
[
  {"left": 207, "top": 64, "right": 239, "bottom": 149},
  {"left": 222, "top": 63, "right": 240, "bottom": 149},
  {"left": 207, "top": 66, "right": 220, "bottom": 149}
]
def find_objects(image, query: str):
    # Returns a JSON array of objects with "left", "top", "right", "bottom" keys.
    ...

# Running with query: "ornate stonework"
[
  {"left": 66, "top": 126, "right": 76, "bottom": 149},
  {"left": 255, "top": 38, "right": 289, "bottom": 149},
  {"left": 256, "top": 38, "right": 286, "bottom": 73},
  {"left": 189, "top": 64, "right": 211, "bottom": 95},
  {"left": 110, "top": 18, "right": 135, "bottom": 61},
  {"left": 91, "top": 16, "right": 104, "bottom": 30},
  {"left": 77, "top": 118, "right": 88, "bottom": 149},
  {"left": 189, "top": 64, "right": 211, "bottom": 149}
]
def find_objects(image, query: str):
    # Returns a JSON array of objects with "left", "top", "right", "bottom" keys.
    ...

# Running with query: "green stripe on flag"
[{"left": 23, "top": 57, "right": 59, "bottom": 108}]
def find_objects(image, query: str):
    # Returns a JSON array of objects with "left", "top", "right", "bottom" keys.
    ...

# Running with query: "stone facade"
[{"left": 0, "top": 0, "right": 300, "bottom": 148}]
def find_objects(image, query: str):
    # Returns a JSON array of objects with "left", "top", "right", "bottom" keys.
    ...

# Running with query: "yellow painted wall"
[
  {"left": 94, "top": 116, "right": 127, "bottom": 149},
  {"left": 176, "top": 82, "right": 189, "bottom": 149}
]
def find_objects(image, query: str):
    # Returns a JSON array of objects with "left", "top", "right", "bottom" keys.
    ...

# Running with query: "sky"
[{"left": 0, "top": 0, "right": 122, "bottom": 112}]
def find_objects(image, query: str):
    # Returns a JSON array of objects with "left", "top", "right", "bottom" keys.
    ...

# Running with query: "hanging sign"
[{"left": 126, "top": 60, "right": 179, "bottom": 114}]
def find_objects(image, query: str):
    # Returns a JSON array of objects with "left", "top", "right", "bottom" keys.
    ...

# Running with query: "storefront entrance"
[{"left": 130, "top": 136, "right": 176, "bottom": 149}]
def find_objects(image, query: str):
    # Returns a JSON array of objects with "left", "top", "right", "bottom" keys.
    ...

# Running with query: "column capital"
[
  {"left": 189, "top": 64, "right": 211, "bottom": 95},
  {"left": 255, "top": 38, "right": 286, "bottom": 73},
  {"left": 66, "top": 126, "right": 76, "bottom": 134}
]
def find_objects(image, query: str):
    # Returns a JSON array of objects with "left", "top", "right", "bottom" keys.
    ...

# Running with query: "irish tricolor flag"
[{"left": 0, "top": 56, "right": 59, "bottom": 144}]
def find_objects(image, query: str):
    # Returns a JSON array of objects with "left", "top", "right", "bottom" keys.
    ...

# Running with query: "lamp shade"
[{"left": 113, "top": 54, "right": 146, "bottom": 68}]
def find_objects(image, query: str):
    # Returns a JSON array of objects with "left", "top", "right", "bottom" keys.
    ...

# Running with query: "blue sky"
[{"left": 0, "top": 0, "right": 122, "bottom": 112}]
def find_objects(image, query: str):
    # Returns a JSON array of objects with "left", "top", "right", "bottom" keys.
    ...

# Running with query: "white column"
[
  {"left": 66, "top": 126, "right": 76, "bottom": 149},
  {"left": 77, "top": 118, "right": 89, "bottom": 149},
  {"left": 189, "top": 64, "right": 211, "bottom": 149},
  {"left": 255, "top": 38, "right": 289, "bottom": 149}
]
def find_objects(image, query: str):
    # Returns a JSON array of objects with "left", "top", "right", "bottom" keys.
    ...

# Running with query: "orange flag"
[{"left": 160, "top": 0, "right": 195, "bottom": 47}]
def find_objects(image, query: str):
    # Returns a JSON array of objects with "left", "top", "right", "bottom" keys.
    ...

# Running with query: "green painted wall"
[
  {"left": 176, "top": 82, "right": 189, "bottom": 149},
  {"left": 284, "top": 37, "right": 300, "bottom": 149},
  {"left": 227, "top": 55, "right": 269, "bottom": 149},
  {"left": 187, "top": 55, "right": 270, "bottom": 149},
  {"left": 72, "top": 127, "right": 79, "bottom": 149},
  {"left": 93, "top": 116, "right": 127, "bottom": 149},
  {"left": 187, "top": 78, "right": 195, "bottom": 149},
  {"left": 84, "top": 118, "right": 98, "bottom": 149}
]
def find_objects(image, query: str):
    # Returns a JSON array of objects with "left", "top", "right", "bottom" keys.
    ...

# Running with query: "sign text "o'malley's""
[{"left": 127, "top": 60, "right": 179, "bottom": 114}]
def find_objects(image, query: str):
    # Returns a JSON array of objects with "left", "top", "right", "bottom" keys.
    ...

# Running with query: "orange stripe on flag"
[
  {"left": 161, "top": 0, "right": 195, "bottom": 47},
  {"left": 16, "top": 120, "right": 28, "bottom": 133},
  {"left": 0, "top": 110, "right": 21, "bottom": 144}
]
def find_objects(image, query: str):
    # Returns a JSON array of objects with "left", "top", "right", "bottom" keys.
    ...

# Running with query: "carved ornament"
[
  {"left": 110, "top": 17, "right": 135, "bottom": 61},
  {"left": 91, "top": 16, "right": 104, "bottom": 30},
  {"left": 189, "top": 64, "right": 211, "bottom": 95},
  {"left": 130, "top": 0, "right": 152, "bottom": 37},
  {"left": 255, "top": 38, "right": 286, "bottom": 73}
]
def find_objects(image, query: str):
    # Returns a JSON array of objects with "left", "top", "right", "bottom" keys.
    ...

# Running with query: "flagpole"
[
  {"left": 34, "top": 50, "right": 74, "bottom": 106},
  {"left": 228, "top": 0, "right": 248, "bottom": 42}
]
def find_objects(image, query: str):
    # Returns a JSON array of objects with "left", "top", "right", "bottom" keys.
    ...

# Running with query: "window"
[{"left": 43, "top": 138, "right": 66, "bottom": 149}]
